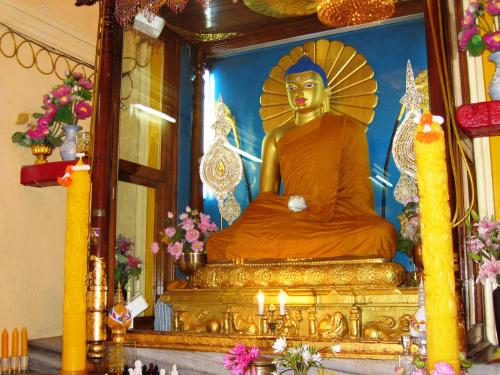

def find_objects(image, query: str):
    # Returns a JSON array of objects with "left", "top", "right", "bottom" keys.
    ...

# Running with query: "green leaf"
[
  {"left": 129, "top": 268, "right": 141, "bottom": 277},
  {"left": 55, "top": 105, "right": 73, "bottom": 124},
  {"left": 79, "top": 89, "right": 92, "bottom": 100},
  {"left": 468, "top": 34, "right": 486, "bottom": 56},
  {"left": 32, "top": 112, "right": 44, "bottom": 119},
  {"left": 11, "top": 132, "right": 25, "bottom": 144},
  {"left": 465, "top": 216, "right": 472, "bottom": 229},
  {"left": 471, "top": 209, "right": 480, "bottom": 223},
  {"left": 467, "top": 253, "right": 481, "bottom": 262},
  {"left": 116, "top": 253, "right": 128, "bottom": 263}
]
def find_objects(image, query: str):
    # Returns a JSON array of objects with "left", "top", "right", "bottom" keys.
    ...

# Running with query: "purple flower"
[
  {"left": 459, "top": 26, "right": 480, "bottom": 50},
  {"left": 486, "top": 0, "right": 500, "bottom": 15},
  {"left": 75, "top": 101, "right": 92, "bottom": 119},
  {"left": 78, "top": 78, "right": 93, "bottom": 90},
  {"left": 483, "top": 31, "right": 500, "bottom": 51},
  {"left": 461, "top": 10, "right": 476, "bottom": 29}
]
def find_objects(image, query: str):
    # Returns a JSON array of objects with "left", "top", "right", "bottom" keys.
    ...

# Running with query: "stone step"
[{"left": 28, "top": 336, "right": 61, "bottom": 374}]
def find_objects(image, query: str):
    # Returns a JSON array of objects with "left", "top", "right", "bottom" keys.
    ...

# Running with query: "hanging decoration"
[
  {"left": 317, "top": 0, "right": 395, "bottom": 28},
  {"left": 200, "top": 96, "right": 243, "bottom": 225}
]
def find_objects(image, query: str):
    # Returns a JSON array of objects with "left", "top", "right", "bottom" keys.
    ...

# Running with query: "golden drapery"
[{"left": 207, "top": 114, "right": 396, "bottom": 261}]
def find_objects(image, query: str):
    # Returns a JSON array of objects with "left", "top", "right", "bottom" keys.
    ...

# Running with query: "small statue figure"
[
  {"left": 281, "top": 310, "right": 303, "bottom": 336},
  {"left": 222, "top": 307, "right": 232, "bottom": 334},
  {"left": 308, "top": 309, "right": 318, "bottom": 336},
  {"left": 348, "top": 307, "right": 361, "bottom": 339},
  {"left": 363, "top": 314, "right": 411, "bottom": 340},
  {"left": 178, "top": 311, "right": 220, "bottom": 333},
  {"left": 231, "top": 312, "right": 258, "bottom": 335},
  {"left": 318, "top": 312, "right": 348, "bottom": 338}
]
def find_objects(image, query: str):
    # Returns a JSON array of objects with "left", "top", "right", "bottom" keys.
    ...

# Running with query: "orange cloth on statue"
[{"left": 207, "top": 114, "right": 396, "bottom": 261}]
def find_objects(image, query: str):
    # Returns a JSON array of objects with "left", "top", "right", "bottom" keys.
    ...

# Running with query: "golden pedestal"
[{"left": 125, "top": 259, "right": 419, "bottom": 359}]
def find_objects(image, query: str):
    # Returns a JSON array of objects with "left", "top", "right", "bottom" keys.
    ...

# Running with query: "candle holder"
[
  {"left": 10, "top": 357, "right": 18, "bottom": 373},
  {"left": 258, "top": 304, "right": 284, "bottom": 336},
  {"left": 19, "top": 357, "right": 27, "bottom": 373},
  {"left": 1, "top": 357, "right": 10, "bottom": 374}
]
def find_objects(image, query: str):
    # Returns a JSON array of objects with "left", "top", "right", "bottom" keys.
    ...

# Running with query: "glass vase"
[{"left": 60, "top": 124, "right": 82, "bottom": 161}]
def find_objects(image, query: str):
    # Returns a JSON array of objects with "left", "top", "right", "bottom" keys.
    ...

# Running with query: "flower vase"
[
  {"left": 494, "top": 285, "right": 500, "bottom": 342},
  {"left": 176, "top": 253, "right": 207, "bottom": 288},
  {"left": 489, "top": 51, "right": 500, "bottom": 100},
  {"left": 31, "top": 144, "right": 53, "bottom": 165},
  {"left": 60, "top": 124, "right": 82, "bottom": 161}
]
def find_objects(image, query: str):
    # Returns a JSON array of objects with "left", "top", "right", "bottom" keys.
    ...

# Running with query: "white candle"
[
  {"left": 257, "top": 290, "right": 265, "bottom": 315},
  {"left": 279, "top": 290, "right": 286, "bottom": 316}
]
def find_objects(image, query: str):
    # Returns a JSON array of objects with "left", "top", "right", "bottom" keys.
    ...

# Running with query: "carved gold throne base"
[{"left": 124, "top": 258, "right": 420, "bottom": 359}]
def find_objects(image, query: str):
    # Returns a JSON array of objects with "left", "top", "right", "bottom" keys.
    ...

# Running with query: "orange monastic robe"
[{"left": 207, "top": 114, "right": 396, "bottom": 261}]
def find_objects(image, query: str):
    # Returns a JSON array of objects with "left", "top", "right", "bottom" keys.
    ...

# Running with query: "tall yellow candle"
[
  {"left": 1, "top": 329, "right": 7, "bottom": 358},
  {"left": 11, "top": 328, "right": 18, "bottom": 357},
  {"left": 59, "top": 160, "right": 90, "bottom": 375},
  {"left": 20, "top": 327, "right": 27, "bottom": 356},
  {"left": 414, "top": 112, "right": 459, "bottom": 373}
]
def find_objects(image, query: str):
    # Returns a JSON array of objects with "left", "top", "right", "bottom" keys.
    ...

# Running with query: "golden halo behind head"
[{"left": 260, "top": 39, "right": 378, "bottom": 133}]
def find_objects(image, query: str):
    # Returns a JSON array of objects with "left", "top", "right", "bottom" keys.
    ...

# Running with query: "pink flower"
[
  {"left": 185, "top": 229, "right": 200, "bottom": 243},
  {"left": 164, "top": 227, "right": 176, "bottom": 237},
  {"left": 179, "top": 213, "right": 188, "bottom": 220},
  {"left": 483, "top": 31, "right": 500, "bottom": 51},
  {"left": 167, "top": 241, "right": 183, "bottom": 261},
  {"left": 27, "top": 123, "right": 49, "bottom": 140},
  {"left": 224, "top": 343, "right": 259, "bottom": 375},
  {"left": 45, "top": 103, "right": 58, "bottom": 120},
  {"left": 476, "top": 217, "right": 498, "bottom": 237},
  {"left": 181, "top": 218, "right": 194, "bottom": 231},
  {"left": 466, "top": 236, "right": 484, "bottom": 254},
  {"left": 72, "top": 72, "right": 83, "bottom": 80},
  {"left": 151, "top": 242, "right": 159, "bottom": 254},
  {"left": 461, "top": 10, "right": 476, "bottom": 29},
  {"left": 411, "top": 370, "right": 427, "bottom": 375},
  {"left": 78, "top": 78, "right": 93, "bottom": 89},
  {"left": 486, "top": 0, "right": 500, "bottom": 15},
  {"left": 127, "top": 255, "right": 141, "bottom": 268},
  {"left": 431, "top": 362, "right": 456, "bottom": 375},
  {"left": 43, "top": 94, "right": 52, "bottom": 107},
  {"left": 459, "top": 26, "right": 479, "bottom": 50},
  {"left": 191, "top": 241, "right": 203, "bottom": 253},
  {"left": 476, "top": 256, "right": 500, "bottom": 285},
  {"left": 75, "top": 101, "right": 92, "bottom": 119},
  {"left": 468, "top": 0, "right": 479, "bottom": 12},
  {"left": 52, "top": 84, "right": 71, "bottom": 98}
]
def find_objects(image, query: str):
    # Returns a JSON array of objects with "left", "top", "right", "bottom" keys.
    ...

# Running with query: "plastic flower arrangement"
[
  {"left": 397, "top": 196, "right": 421, "bottom": 253},
  {"left": 394, "top": 355, "right": 472, "bottom": 374},
  {"left": 223, "top": 343, "right": 260, "bottom": 375},
  {"left": 11, "top": 71, "right": 93, "bottom": 148},
  {"left": 272, "top": 337, "right": 322, "bottom": 375},
  {"left": 150, "top": 207, "right": 218, "bottom": 261},
  {"left": 115, "top": 234, "right": 142, "bottom": 288},
  {"left": 466, "top": 210, "right": 500, "bottom": 288},
  {"left": 458, "top": 0, "right": 500, "bottom": 56}
]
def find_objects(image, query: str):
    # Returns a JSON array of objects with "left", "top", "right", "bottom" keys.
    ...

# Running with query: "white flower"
[
  {"left": 302, "top": 349, "right": 312, "bottom": 365},
  {"left": 167, "top": 211, "right": 174, "bottom": 219},
  {"left": 288, "top": 346, "right": 301, "bottom": 355},
  {"left": 311, "top": 352, "right": 322, "bottom": 364},
  {"left": 186, "top": 206, "right": 191, "bottom": 212},
  {"left": 331, "top": 344, "right": 342, "bottom": 354},
  {"left": 272, "top": 337, "right": 287, "bottom": 353}
]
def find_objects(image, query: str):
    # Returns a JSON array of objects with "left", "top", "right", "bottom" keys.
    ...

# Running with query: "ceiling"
[{"left": 159, "top": 0, "right": 424, "bottom": 56}]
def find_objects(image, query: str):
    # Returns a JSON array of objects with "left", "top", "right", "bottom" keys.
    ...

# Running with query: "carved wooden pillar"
[
  {"left": 87, "top": 0, "right": 123, "bottom": 362},
  {"left": 190, "top": 46, "right": 205, "bottom": 211}
]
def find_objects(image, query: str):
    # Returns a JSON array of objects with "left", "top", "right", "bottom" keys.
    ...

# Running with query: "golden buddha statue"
[{"left": 207, "top": 56, "right": 396, "bottom": 262}]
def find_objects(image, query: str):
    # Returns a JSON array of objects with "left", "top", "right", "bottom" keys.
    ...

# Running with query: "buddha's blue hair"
[{"left": 285, "top": 56, "right": 328, "bottom": 87}]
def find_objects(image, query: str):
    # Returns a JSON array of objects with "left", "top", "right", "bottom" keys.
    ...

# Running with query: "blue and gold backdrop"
[{"left": 179, "top": 17, "right": 427, "bottom": 268}]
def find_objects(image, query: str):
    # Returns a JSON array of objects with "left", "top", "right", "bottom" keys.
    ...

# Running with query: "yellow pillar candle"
[
  {"left": 59, "top": 160, "right": 90, "bottom": 375},
  {"left": 20, "top": 327, "right": 27, "bottom": 357},
  {"left": 414, "top": 113, "right": 460, "bottom": 373},
  {"left": 11, "top": 328, "right": 18, "bottom": 357},
  {"left": 1, "top": 329, "right": 7, "bottom": 358}
]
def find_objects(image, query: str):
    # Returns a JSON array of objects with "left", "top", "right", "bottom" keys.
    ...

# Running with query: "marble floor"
[{"left": 28, "top": 337, "right": 500, "bottom": 375}]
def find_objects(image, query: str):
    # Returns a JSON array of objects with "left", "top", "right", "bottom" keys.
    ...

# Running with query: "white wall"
[{"left": 0, "top": 0, "right": 98, "bottom": 339}]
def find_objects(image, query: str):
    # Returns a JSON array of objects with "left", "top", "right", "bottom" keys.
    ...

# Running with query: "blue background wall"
[{"left": 179, "top": 17, "right": 428, "bottom": 268}]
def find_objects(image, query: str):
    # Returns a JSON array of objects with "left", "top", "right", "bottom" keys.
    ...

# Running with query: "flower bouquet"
[
  {"left": 397, "top": 197, "right": 421, "bottom": 253},
  {"left": 12, "top": 71, "right": 93, "bottom": 162},
  {"left": 466, "top": 210, "right": 500, "bottom": 288},
  {"left": 150, "top": 207, "right": 218, "bottom": 261},
  {"left": 458, "top": 1, "right": 500, "bottom": 56},
  {"left": 115, "top": 235, "right": 142, "bottom": 292},
  {"left": 271, "top": 337, "right": 322, "bottom": 375},
  {"left": 223, "top": 343, "right": 260, "bottom": 375}
]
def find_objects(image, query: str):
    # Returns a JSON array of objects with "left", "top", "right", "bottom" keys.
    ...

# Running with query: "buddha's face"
[{"left": 285, "top": 70, "right": 325, "bottom": 114}]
